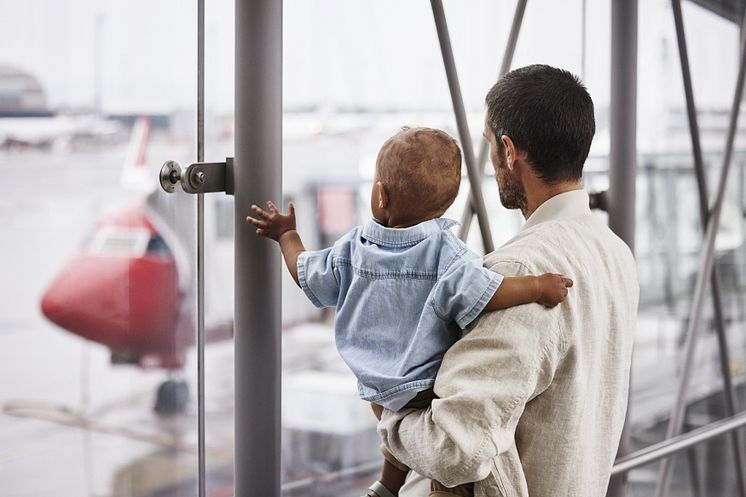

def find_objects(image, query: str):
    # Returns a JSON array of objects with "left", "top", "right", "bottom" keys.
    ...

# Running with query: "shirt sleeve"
[
  {"left": 378, "top": 260, "right": 565, "bottom": 488},
  {"left": 431, "top": 250, "right": 504, "bottom": 329},
  {"left": 297, "top": 248, "right": 340, "bottom": 308}
]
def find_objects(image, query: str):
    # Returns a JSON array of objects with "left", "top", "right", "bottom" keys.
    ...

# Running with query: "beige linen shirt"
[{"left": 378, "top": 190, "right": 639, "bottom": 497}]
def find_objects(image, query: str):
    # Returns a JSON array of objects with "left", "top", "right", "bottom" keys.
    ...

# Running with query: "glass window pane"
[{"left": 0, "top": 1, "right": 198, "bottom": 496}]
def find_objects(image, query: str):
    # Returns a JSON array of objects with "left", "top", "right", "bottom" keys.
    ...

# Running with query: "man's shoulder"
[
  {"left": 482, "top": 225, "right": 553, "bottom": 277},
  {"left": 484, "top": 215, "right": 634, "bottom": 274}
]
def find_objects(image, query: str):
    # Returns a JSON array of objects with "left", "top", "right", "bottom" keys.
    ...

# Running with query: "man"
[{"left": 377, "top": 64, "right": 639, "bottom": 497}]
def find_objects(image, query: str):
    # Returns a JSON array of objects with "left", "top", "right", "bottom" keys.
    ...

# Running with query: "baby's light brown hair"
[{"left": 375, "top": 127, "right": 462, "bottom": 219}]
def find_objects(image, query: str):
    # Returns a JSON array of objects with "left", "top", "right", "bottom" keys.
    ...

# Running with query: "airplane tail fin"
[{"left": 120, "top": 116, "right": 155, "bottom": 193}]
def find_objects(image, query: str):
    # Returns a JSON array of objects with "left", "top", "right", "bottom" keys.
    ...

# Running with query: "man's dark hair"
[{"left": 485, "top": 64, "right": 595, "bottom": 184}]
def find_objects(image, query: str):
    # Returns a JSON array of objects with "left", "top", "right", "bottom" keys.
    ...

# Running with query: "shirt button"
[{"left": 485, "top": 485, "right": 501, "bottom": 497}]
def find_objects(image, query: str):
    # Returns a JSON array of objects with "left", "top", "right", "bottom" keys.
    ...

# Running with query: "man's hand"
[
  {"left": 246, "top": 201, "right": 296, "bottom": 242},
  {"left": 535, "top": 273, "right": 573, "bottom": 307}
]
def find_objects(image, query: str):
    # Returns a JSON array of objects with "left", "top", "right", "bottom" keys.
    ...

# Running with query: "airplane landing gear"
[{"left": 154, "top": 378, "right": 190, "bottom": 415}]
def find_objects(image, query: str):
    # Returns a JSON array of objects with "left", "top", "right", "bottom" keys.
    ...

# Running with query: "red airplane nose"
[{"left": 41, "top": 251, "right": 182, "bottom": 356}]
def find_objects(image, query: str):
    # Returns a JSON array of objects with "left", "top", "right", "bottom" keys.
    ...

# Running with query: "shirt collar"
[
  {"left": 520, "top": 189, "right": 591, "bottom": 232},
  {"left": 362, "top": 218, "right": 459, "bottom": 247}
]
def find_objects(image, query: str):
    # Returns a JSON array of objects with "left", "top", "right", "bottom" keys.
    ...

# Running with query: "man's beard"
[{"left": 495, "top": 159, "right": 528, "bottom": 216}]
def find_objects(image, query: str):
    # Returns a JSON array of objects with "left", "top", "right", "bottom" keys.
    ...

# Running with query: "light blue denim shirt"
[{"left": 297, "top": 218, "right": 503, "bottom": 411}]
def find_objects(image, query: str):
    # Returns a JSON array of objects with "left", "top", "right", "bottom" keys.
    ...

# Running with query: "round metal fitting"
[{"left": 160, "top": 160, "right": 182, "bottom": 193}]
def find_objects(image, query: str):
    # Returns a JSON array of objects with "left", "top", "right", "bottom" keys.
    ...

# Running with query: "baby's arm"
[
  {"left": 485, "top": 273, "right": 573, "bottom": 311},
  {"left": 246, "top": 201, "right": 305, "bottom": 286}
]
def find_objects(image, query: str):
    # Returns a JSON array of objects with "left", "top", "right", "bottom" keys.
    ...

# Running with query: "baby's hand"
[
  {"left": 246, "top": 201, "right": 296, "bottom": 242},
  {"left": 536, "top": 273, "right": 573, "bottom": 308}
]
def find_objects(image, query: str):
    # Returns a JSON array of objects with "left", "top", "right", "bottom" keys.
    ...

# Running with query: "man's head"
[
  {"left": 372, "top": 127, "right": 461, "bottom": 226},
  {"left": 484, "top": 64, "right": 595, "bottom": 212}
]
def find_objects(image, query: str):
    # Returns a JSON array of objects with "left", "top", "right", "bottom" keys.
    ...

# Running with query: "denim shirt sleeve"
[
  {"left": 297, "top": 247, "right": 340, "bottom": 308},
  {"left": 431, "top": 250, "right": 503, "bottom": 329}
]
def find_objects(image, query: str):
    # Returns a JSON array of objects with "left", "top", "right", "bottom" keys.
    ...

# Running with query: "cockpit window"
[
  {"left": 84, "top": 227, "right": 150, "bottom": 257},
  {"left": 146, "top": 234, "right": 172, "bottom": 257}
]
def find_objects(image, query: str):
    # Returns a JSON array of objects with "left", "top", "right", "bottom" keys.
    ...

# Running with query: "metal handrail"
[{"left": 611, "top": 411, "right": 746, "bottom": 476}]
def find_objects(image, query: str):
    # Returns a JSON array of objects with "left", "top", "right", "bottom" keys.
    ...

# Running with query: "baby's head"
[{"left": 371, "top": 127, "right": 462, "bottom": 227}]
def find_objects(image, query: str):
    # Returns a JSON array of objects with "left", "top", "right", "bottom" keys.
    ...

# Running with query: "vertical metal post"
[
  {"left": 581, "top": 0, "right": 587, "bottom": 80},
  {"left": 234, "top": 0, "right": 282, "bottom": 496},
  {"left": 655, "top": 12, "right": 746, "bottom": 497},
  {"left": 608, "top": 0, "right": 637, "bottom": 250},
  {"left": 606, "top": 1, "right": 637, "bottom": 496},
  {"left": 196, "top": 0, "right": 206, "bottom": 496},
  {"left": 431, "top": 0, "right": 494, "bottom": 254},
  {"left": 459, "top": 0, "right": 527, "bottom": 240},
  {"left": 670, "top": 1, "right": 746, "bottom": 495},
  {"left": 686, "top": 447, "right": 704, "bottom": 497}
]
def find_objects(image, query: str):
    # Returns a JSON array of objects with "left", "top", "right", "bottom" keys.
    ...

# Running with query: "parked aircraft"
[
  {"left": 0, "top": 114, "right": 120, "bottom": 150},
  {"left": 37, "top": 113, "right": 363, "bottom": 413},
  {"left": 39, "top": 117, "right": 227, "bottom": 413}
]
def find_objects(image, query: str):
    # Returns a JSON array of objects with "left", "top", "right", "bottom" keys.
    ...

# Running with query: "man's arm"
[{"left": 377, "top": 260, "right": 566, "bottom": 487}]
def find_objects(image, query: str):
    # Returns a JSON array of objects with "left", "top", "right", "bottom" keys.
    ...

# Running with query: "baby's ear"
[{"left": 377, "top": 181, "right": 389, "bottom": 209}]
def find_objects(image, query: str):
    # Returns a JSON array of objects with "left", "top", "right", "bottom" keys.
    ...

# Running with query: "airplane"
[
  {"left": 39, "top": 117, "right": 232, "bottom": 413},
  {"left": 37, "top": 113, "right": 361, "bottom": 414},
  {"left": 0, "top": 113, "right": 121, "bottom": 150}
]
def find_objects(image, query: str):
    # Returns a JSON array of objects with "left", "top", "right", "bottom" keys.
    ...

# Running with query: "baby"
[{"left": 246, "top": 127, "right": 572, "bottom": 497}]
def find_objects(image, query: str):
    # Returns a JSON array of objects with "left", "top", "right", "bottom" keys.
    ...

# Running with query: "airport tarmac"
[{"left": 2, "top": 144, "right": 746, "bottom": 497}]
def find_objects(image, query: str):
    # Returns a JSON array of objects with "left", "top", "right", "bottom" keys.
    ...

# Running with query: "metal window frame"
[
  {"left": 454, "top": 0, "right": 527, "bottom": 244},
  {"left": 651, "top": 1, "right": 746, "bottom": 496},
  {"left": 233, "top": 1, "right": 283, "bottom": 497},
  {"left": 601, "top": 0, "right": 746, "bottom": 495},
  {"left": 431, "top": 0, "right": 495, "bottom": 253}
]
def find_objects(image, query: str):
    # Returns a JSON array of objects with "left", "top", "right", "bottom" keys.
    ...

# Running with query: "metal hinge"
[
  {"left": 589, "top": 190, "right": 608, "bottom": 212},
  {"left": 159, "top": 158, "right": 234, "bottom": 195}
]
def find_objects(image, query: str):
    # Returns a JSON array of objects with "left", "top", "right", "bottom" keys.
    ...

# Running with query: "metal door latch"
[{"left": 159, "top": 158, "right": 234, "bottom": 195}]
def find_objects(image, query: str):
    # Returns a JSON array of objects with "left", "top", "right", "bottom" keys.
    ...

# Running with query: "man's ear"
[
  {"left": 501, "top": 135, "right": 518, "bottom": 173},
  {"left": 376, "top": 181, "right": 389, "bottom": 209}
]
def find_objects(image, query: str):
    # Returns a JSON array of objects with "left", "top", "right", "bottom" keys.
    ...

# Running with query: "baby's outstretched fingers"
[
  {"left": 563, "top": 277, "right": 574, "bottom": 287},
  {"left": 246, "top": 200, "right": 297, "bottom": 241},
  {"left": 251, "top": 204, "right": 272, "bottom": 221},
  {"left": 245, "top": 216, "right": 268, "bottom": 229}
]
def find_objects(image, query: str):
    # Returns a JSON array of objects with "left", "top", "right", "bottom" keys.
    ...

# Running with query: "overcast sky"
[{"left": 0, "top": 0, "right": 740, "bottom": 117}]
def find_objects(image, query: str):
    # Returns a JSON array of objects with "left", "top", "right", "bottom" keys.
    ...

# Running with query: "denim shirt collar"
[{"left": 362, "top": 218, "right": 459, "bottom": 247}]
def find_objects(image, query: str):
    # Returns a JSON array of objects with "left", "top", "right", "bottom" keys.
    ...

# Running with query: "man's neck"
[{"left": 522, "top": 179, "right": 583, "bottom": 220}]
